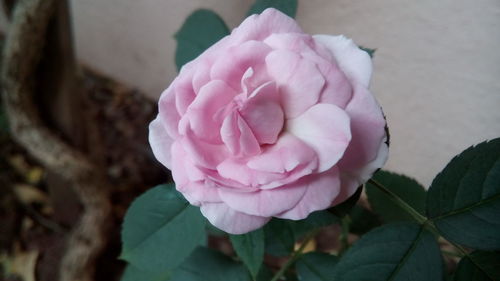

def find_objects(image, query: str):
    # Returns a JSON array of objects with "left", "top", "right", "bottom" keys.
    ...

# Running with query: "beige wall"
[{"left": 45, "top": 0, "right": 500, "bottom": 186}]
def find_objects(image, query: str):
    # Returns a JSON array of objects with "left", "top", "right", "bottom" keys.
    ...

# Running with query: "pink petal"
[
  {"left": 247, "top": 132, "right": 317, "bottom": 174},
  {"left": 263, "top": 33, "right": 314, "bottom": 52},
  {"left": 220, "top": 111, "right": 240, "bottom": 155},
  {"left": 337, "top": 86, "right": 388, "bottom": 191},
  {"left": 179, "top": 181, "right": 222, "bottom": 206},
  {"left": 331, "top": 173, "right": 361, "bottom": 206},
  {"left": 237, "top": 114, "right": 261, "bottom": 156},
  {"left": 200, "top": 202, "right": 270, "bottom": 234},
  {"left": 230, "top": 8, "right": 302, "bottom": 44},
  {"left": 220, "top": 112, "right": 261, "bottom": 157},
  {"left": 264, "top": 33, "right": 353, "bottom": 109},
  {"left": 276, "top": 168, "right": 341, "bottom": 220},
  {"left": 180, "top": 127, "right": 230, "bottom": 168},
  {"left": 217, "top": 135, "right": 318, "bottom": 191},
  {"left": 317, "top": 63, "right": 353, "bottom": 109},
  {"left": 240, "top": 82, "right": 284, "bottom": 144},
  {"left": 185, "top": 80, "right": 237, "bottom": 142},
  {"left": 265, "top": 50, "right": 325, "bottom": 118},
  {"left": 170, "top": 141, "right": 221, "bottom": 205},
  {"left": 158, "top": 87, "right": 180, "bottom": 139},
  {"left": 192, "top": 59, "right": 212, "bottom": 93},
  {"left": 148, "top": 116, "right": 174, "bottom": 169},
  {"left": 210, "top": 41, "right": 272, "bottom": 91},
  {"left": 313, "top": 35, "right": 373, "bottom": 88},
  {"left": 287, "top": 104, "right": 352, "bottom": 172},
  {"left": 217, "top": 158, "right": 286, "bottom": 187},
  {"left": 173, "top": 72, "right": 197, "bottom": 115},
  {"left": 218, "top": 179, "right": 308, "bottom": 217}
]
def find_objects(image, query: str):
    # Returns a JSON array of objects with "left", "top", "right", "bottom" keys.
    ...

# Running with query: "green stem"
[
  {"left": 270, "top": 230, "right": 318, "bottom": 281},
  {"left": 368, "top": 179, "right": 470, "bottom": 258},
  {"left": 368, "top": 179, "right": 428, "bottom": 224},
  {"left": 339, "top": 215, "right": 351, "bottom": 256},
  {"left": 441, "top": 250, "right": 464, "bottom": 258}
]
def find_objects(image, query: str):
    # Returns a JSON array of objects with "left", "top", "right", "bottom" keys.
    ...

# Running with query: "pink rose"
[{"left": 149, "top": 8, "right": 388, "bottom": 234}]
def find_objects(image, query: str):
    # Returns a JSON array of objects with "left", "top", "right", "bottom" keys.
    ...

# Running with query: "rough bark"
[{"left": 1, "top": 0, "right": 111, "bottom": 280}]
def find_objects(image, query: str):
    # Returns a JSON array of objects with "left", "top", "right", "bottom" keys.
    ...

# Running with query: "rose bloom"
[{"left": 149, "top": 8, "right": 388, "bottom": 234}]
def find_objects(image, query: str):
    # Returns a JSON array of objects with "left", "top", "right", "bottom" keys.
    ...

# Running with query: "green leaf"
[
  {"left": 121, "top": 184, "right": 206, "bottom": 272},
  {"left": 289, "top": 210, "right": 338, "bottom": 239},
  {"left": 454, "top": 251, "right": 500, "bottom": 281},
  {"left": 359, "top": 46, "right": 376, "bottom": 58},
  {"left": 333, "top": 223, "right": 443, "bottom": 281},
  {"left": 246, "top": 0, "right": 298, "bottom": 18},
  {"left": 296, "top": 252, "right": 339, "bottom": 281},
  {"left": 329, "top": 186, "right": 363, "bottom": 218},
  {"left": 366, "top": 170, "right": 427, "bottom": 223},
  {"left": 427, "top": 138, "right": 500, "bottom": 250},
  {"left": 256, "top": 265, "right": 274, "bottom": 281},
  {"left": 348, "top": 205, "right": 382, "bottom": 235},
  {"left": 230, "top": 228, "right": 265, "bottom": 279},
  {"left": 174, "top": 9, "right": 230, "bottom": 70},
  {"left": 169, "top": 247, "right": 251, "bottom": 281},
  {"left": 120, "top": 264, "right": 170, "bottom": 281},
  {"left": 264, "top": 218, "right": 295, "bottom": 256}
]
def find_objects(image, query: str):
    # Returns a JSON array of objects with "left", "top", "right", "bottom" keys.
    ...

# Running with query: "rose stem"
[
  {"left": 269, "top": 229, "right": 319, "bottom": 281},
  {"left": 338, "top": 215, "right": 351, "bottom": 256},
  {"left": 367, "top": 179, "right": 469, "bottom": 258}
]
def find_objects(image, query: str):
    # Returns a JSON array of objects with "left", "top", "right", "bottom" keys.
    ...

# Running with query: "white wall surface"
[{"left": 67, "top": 0, "right": 500, "bottom": 186}]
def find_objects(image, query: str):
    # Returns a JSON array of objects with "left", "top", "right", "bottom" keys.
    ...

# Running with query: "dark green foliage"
[
  {"left": 121, "top": 184, "right": 206, "bottom": 272},
  {"left": 329, "top": 186, "right": 363, "bottom": 218},
  {"left": 247, "top": 0, "right": 298, "bottom": 18},
  {"left": 120, "top": 264, "right": 170, "bottom": 281},
  {"left": 427, "top": 138, "right": 500, "bottom": 250},
  {"left": 264, "top": 218, "right": 295, "bottom": 256},
  {"left": 230, "top": 228, "right": 265, "bottom": 279},
  {"left": 359, "top": 46, "right": 376, "bottom": 58},
  {"left": 366, "top": 170, "right": 427, "bottom": 223},
  {"left": 296, "top": 252, "right": 339, "bottom": 281},
  {"left": 174, "top": 9, "right": 229, "bottom": 70},
  {"left": 289, "top": 210, "right": 338, "bottom": 239},
  {"left": 348, "top": 205, "right": 382, "bottom": 235},
  {"left": 454, "top": 251, "right": 500, "bottom": 281},
  {"left": 333, "top": 223, "right": 443, "bottom": 281},
  {"left": 169, "top": 247, "right": 251, "bottom": 281}
]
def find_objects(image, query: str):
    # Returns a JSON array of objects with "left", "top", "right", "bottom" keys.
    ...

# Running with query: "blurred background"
[
  {"left": 0, "top": 0, "right": 499, "bottom": 280},
  {"left": 68, "top": 0, "right": 499, "bottom": 187}
]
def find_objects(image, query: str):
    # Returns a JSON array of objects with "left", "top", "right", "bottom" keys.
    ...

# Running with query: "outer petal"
[
  {"left": 230, "top": 8, "right": 302, "bottom": 44},
  {"left": 170, "top": 141, "right": 221, "bottom": 205},
  {"left": 337, "top": 86, "right": 388, "bottom": 186},
  {"left": 179, "top": 182, "right": 222, "bottom": 206},
  {"left": 148, "top": 116, "right": 174, "bottom": 169},
  {"left": 218, "top": 180, "right": 308, "bottom": 217},
  {"left": 287, "top": 103, "right": 352, "bottom": 172},
  {"left": 276, "top": 167, "right": 341, "bottom": 220},
  {"left": 313, "top": 35, "right": 372, "bottom": 88},
  {"left": 158, "top": 87, "right": 180, "bottom": 139},
  {"left": 201, "top": 202, "right": 270, "bottom": 234},
  {"left": 173, "top": 71, "right": 197, "bottom": 115}
]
